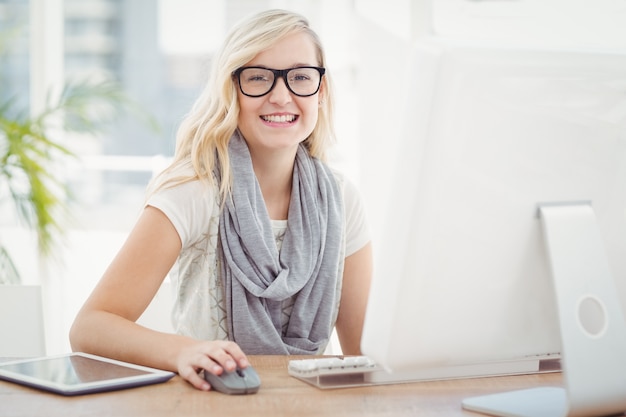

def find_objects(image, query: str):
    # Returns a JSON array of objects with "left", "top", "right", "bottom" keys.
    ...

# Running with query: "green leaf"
[{"left": 1, "top": 75, "right": 157, "bottom": 282}]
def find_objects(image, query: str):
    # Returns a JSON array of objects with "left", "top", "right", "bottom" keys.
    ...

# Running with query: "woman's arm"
[
  {"left": 69, "top": 206, "right": 248, "bottom": 390},
  {"left": 334, "top": 241, "right": 373, "bottom": 355}
]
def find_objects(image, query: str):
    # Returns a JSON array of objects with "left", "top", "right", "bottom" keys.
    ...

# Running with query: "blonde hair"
[{"left": 148, "top": 9, "right": 336, "bottom": 201}]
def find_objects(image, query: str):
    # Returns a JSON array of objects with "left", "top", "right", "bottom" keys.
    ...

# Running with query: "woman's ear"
[{"left": 318, "top": 80, "right": 326, "bottom": 106}]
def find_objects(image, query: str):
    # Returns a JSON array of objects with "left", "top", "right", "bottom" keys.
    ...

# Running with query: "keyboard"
[
  {"left": 288, "top": 356, "right": 381, "bottom": 377},
  {"left": 288, "top": 355, "right": 560, "bottom": 389},
  {"left": 288, "top": 356, "right": 383, "bottom": 389}
]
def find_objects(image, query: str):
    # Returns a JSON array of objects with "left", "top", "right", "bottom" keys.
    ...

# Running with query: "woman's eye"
[
  {"left": 290, "top": 73, "right": 311, "bottom": 82},
  {"left": 247, "top": 74, "right": 269, "bottom": 82}
]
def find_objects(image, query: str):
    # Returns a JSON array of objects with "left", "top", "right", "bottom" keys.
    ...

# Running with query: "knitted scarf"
[{"left": 218, "top": 131, "right": 343, "bottom": 354}]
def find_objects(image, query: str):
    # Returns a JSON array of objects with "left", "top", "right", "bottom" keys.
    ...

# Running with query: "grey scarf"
[{"left": 218, "top": 131, "right": 343, "bottom": 354}]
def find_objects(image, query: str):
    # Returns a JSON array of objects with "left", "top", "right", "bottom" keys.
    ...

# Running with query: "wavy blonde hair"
[{"left": 148, "top": 9, "right": 336, "bottom": 200}]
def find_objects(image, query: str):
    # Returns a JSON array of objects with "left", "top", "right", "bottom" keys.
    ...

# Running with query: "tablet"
[{"left": 0, "top": 352, "right": 175, "bottom": 395}]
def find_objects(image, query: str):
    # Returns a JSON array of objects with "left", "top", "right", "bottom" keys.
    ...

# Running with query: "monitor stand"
[{"left": 462, "top": 203, "right": 626, "bottom": 417}]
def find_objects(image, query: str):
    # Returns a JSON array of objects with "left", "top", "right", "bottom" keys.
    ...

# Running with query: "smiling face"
[{"left": 236, "top": 31, "right": 324, "bottom": 158}]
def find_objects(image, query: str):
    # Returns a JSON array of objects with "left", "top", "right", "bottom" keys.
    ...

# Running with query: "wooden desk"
[{"left": 1, "top": 355, "right": 562, "bottom": 417}]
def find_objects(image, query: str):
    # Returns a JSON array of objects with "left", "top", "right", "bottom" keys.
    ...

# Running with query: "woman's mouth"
[{"left": 260, "top": 114, "right": 298, "bottom": 124}]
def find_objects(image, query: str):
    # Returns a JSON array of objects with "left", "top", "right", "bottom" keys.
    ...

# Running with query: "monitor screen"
[{"left": 361, "top": 39, "right": 626, "bottom": 373}]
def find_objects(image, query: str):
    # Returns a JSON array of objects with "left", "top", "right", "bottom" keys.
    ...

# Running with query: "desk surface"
[{"left": 2, "top": 355, "right": 562, "bottom": 417}]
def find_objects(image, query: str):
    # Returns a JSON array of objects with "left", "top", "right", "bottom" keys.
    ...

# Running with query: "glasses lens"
[
  {"left": 286, "top": 67, "right": 322, "bottom": 96},
  {"left": 238, "top": 68, "right": 275, "bottom": 97},
  {"left": 238, "top": 67, "right": 322, "bottom": 97}
]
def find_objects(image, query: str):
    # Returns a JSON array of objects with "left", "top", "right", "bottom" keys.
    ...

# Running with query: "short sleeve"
[
  {"left": 342, "top": 176, "right": 371, "bottom": 256},
  {"left": 147, "top": 180, "right": 217, "bottom": 248}
]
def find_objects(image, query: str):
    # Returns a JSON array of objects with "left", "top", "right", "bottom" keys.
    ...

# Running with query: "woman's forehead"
[{"left": 245, "top": 32, "right": 320, "bottom": 68}]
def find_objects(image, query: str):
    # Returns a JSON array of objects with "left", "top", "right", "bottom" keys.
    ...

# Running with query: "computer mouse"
[{"left": 203, "top": 365, "right": 261, "bottom": 395}]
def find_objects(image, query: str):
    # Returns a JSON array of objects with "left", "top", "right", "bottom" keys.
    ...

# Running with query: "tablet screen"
[{"left": 0, "top": 353, "right": 175, "bottom": 395}]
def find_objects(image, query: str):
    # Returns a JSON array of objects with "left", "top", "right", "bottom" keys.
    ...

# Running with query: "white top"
[{"left": 147, "top": 170, "right": 370, "bottom": 342}]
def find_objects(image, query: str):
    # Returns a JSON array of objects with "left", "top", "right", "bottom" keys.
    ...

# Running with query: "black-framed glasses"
[{"left": 233, "top": 66, "right": 325, "bottom": 98}]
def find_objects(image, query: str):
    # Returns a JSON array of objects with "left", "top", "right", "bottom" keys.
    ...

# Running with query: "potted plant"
[{"left": 0, "top": 77, "right": 145, "bottom": 284}]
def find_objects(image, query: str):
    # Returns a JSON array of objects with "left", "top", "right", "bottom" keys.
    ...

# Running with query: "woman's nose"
[{"left": 268, "top": 77, "right": 292, "bottom": 105}]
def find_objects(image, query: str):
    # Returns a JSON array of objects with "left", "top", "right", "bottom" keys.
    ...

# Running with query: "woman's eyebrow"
[{"left": 245, "top": 62, "right": 316, "bottom": 69}]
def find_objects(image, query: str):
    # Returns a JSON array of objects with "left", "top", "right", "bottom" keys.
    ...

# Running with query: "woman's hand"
[{"left": 176, "top": 340, "right": 250, "bottom": 391}]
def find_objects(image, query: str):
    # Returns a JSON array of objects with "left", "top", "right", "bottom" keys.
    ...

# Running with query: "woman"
[{"left": 70, "top": 9, "right": 372, "bottom": 391}]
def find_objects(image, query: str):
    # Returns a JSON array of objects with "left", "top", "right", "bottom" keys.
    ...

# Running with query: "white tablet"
[{"left": 0, "top": 352, "right": 175, "bottom": 395}]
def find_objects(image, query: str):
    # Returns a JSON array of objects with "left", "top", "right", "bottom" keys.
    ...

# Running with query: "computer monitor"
[{"left": 360, "top": 38, "right": 626, "bottom": 377}]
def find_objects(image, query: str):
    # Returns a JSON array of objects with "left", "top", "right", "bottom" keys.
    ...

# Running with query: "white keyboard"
[
  {"left": 288, "top": 356, "right": 382, "bottom": 377},
  {"left": 288, "top": 355, "right": 558, "bottom": 389}
]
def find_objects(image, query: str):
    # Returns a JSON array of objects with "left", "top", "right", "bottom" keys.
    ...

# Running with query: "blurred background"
[{"left": 1, "top": 0, "right": 625, "bottom": 354}]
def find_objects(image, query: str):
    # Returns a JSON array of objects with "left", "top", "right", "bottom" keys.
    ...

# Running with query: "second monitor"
[{"left": 361, "top": 39, "right": 626, "bottom": 375}]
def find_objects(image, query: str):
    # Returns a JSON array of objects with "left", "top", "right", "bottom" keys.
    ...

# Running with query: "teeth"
[{"left": 262, "top": 114, "right": 296, "bottom": 123}]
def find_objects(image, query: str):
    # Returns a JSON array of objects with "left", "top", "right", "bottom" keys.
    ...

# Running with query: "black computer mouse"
[{"left": 203, "top": 365, "right": 261, "bottom": 395}]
